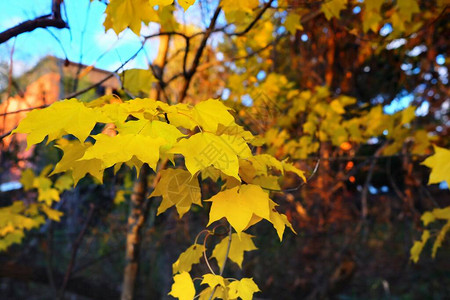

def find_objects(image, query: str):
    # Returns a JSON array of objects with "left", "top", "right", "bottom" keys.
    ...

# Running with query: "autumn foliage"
[{"left": 0, "top": 0, "right": 449, "bottom": 299}]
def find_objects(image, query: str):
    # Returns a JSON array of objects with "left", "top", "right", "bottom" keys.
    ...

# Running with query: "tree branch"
[
  {"left": 229, "top": 0, "right": 274, "bottom": 37},
  {"left": 179, "top": 6, "right": 222, "bottom": 102},
  {"left": 0, "top": 0, "right": 67, "bottom": 44}
]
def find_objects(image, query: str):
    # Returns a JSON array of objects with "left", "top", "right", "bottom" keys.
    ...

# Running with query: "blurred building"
[{"left": 0, "top": 56, "right": 120, "bottom": 189}]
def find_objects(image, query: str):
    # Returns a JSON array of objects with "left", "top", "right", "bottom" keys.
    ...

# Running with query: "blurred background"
[{"left": 0, "top": 0, "right": 449, "bottom": 299}]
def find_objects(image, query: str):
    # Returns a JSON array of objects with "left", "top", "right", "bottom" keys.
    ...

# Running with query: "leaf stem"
[
  {"left": 208, "top": 223, "right": 232, "bottom": 300},
  {"left": 203, "top": 233, "right": 216, "bottom": 275}
]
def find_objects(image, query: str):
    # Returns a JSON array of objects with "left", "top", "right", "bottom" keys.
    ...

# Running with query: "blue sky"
[{"left": 0, "top": 0, "right": 162, "bottom": 75}]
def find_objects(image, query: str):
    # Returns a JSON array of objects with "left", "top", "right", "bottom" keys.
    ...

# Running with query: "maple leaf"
[
  {"left": 268, "top": 200, "right": 297, "bottom": 240},
  {"left": 162, "top": 103, "right": 197, "bottom": 130},
  {"left": 211, "top": 232, "right": 257, "bottom": 270},
  {"left": 12, "top": 99, "right": 109, "bottom": 149},
  {"left": 81, "top": 133, "right": 166, "bottom": 170},
  {"left": 282, "top": 161, "right": 306, "bottom": 182},
  {"left": 248, "top": 154, "right": 284, "bottom": 176},
  {"left": 172, "top": 243, "right": 205, "bottom": 274},
  {"left": 120, "top": 69, "right": 155, "bottom": 95},
  {"left": 198, "top": 285, "right": 228, "bottom": 300},
  {"left": 121, "top": 98, "right": 163, "bottom": 119},
  {"left": 151, "top": 168, "right": 202, "bottom": 218},
  {"left": 207, "top": 184, "right": 296, "bottom": 239},
  {"left": 396, "top": 0, "right": 420, "bottom": 21},
  {"left": 422, "top": 146, "right": 450, "bottom": 187},
  {"left": 52, "top": 139, "right": 104, "bottom": 185},
  {"left": 169, "top": 132, "right": 252, "bottom": 180},
  {"left": 206, "top": 185, "right": 271, "bottom": 236},
  {"left": 193, "top": 99, "right": 236, "bottom": 132},
  {"left": 216, "top": 124, "right": 255, "bottom": 142},
  {"left": 104, "top": 0, "right": 157, "bottom": 35},
  {"left": 321, "top": 0, "right": 347, "bottom": 20},
  {"left": 251, "top": 175, "right": 280, "bottom": 190},
  {"left": 201, "top": 274, "right": 226, "bottom": 289},
  {"left": 114, "top": 190, "right": 126, "bottom": 205},
  {"left": 178, "top": 0, "right": 196, "bottom": 11},
  {"left": 54, "top": 174, "right": 73, "bottom": 192},
  {"left": 169, "top": 272, "right": 196, "bottom": 300},
  {"left": 116, "top": 119, "right": 185, "bottom": 153},
  {"left": 432, "top": 221, "right": 450, "bottom": 258},
  {"left": 20, "top": 169, "right": 35, "bottom": 191},
  {"left": 365, "top": 0, "right": 382, "bottom": 12},
  {"left": 149, "top": 0, "right": 174, "bottom": 7},
  {"left": 41, "top": 205, "right": 63, "bottom": 222},
  {"left": 285, "top": 12, "right": 304, "bottom": 35},
  {"left": 410, "top": 230, "right": 430, "bottom": 263},
  {"left": 37, "top": 188, "right": 60, "bottom": 206},
  {"left": 228, "top": 278, "right": 260, "bottom": 300},
  {"left": 244, "top": 155, "right": 306, "bottom": 182},
  {"left": 421, "top": 207, "right": 450, "bottom": 226}
]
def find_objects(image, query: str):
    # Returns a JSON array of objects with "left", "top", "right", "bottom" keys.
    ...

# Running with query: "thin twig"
[
  {"left": 203, "top": 233, "right": 216, "bottom": 275},
  {"left": 207, "top": 224, "right": 232, "bottom": 300},
  {"left": 179, "top": 6, "right": 222, "bottom": 102},
  {"left": 229, "top": 0, "right": 274, "bottom": 37},
  {"left": 0, "top": 0, "right": 67, "bottom": 44}
]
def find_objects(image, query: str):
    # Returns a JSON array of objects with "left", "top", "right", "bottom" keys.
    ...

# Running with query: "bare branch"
[
  {"left": 179, "top": 6, "right": 222, "bottom": 102},
  {"left": 229, "top": 0, "right": 274, "bottom": 37},
  {"left": 0, "top": 0, "right": 67, "bottom": 44}
]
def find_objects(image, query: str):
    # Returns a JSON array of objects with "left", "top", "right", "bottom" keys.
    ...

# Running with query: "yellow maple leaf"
[
  {"left": 54, "top": 174, "right": 73, "bottom": 192},
  {"left": 193, "top": 99, "right": 236, "bottom": 132},
  {"left": 116, "top": 119, "right": 185, "bottom": 153},
  {"left": 37, "top": 188, "right": 60, "bottom": 206},
  {"left": 321, "top": 0, "right": 347, "bottom": 20},
  {"left": 178, "top": 0, "right": 196, "bottom": 11},
  {"left": 432, "top": 221, "right": 450, "bottom": 258},
  {"left": 172, "top": 243, "right": 205, "bottom": 274},
  {"left": 211, "top": 232, "right": 257, "bottom": 270},
  {"left": 396, "top": 0, "right": 420, "bottom": 22},
  {"left": 400, "top": 106, "right": 416, "bottom": 125},
  {"left": 239, "top": 159, "right": 256, "bottom": 183},
  {"left": 284, "top": 12, "right": 304, "bottom": 35},
  {"left": 151, "top": 168, "right": 201, "bottom": 218},
  {"left": 268, "top": 200, "right": 297, "bottom": 240},
  {"left": 410, "top": 230, "right": 430, "bottom": 263},
  {"left": 52, "top": 139, "right": 104, "bottom": 185},
  {"left": 169, "top": 272, "right": 196, "bottom": 300},
  {"left": 120, "top": 69, "right": 155, "bottom": 95},
  {"left": 20, "top": 169, "right": 35, "bottom": 191},
  {"left": 40, "top": 204, "right": 63, "bottom": 222},
  {"left": 206, "top": 185, "right": 271, "bottom": 235},
  {"left": 251, "top": 175, "right": 280, "bottom": 190},
  {"left": 228, "top": 278, "right": 260, "bottom": 300},
  {"left": 104, "top": 0, "right": 157, "bottom": 35},
  {"left": 198, "top": 285, "right": 228, "bottom": 300},
  {"left": 282, "top": 161, "right": 306, "bottom": 182},
  {"left": 81, "top": 133, "right": 166, "bottom": 170},
  {"left": 169, "top": 132, "right": 251, "bottom": 180},
  {"left": 248, "top": 154, "right": 284, "bottom": 176},
  {"left": 150, "top": 169, "right": 202, "bottom": 218},
  {"left": 149, "top": 0, "right": 174, "bottom": 6},
  {"left": 422, "top": 145, "right": 450, "bottom": 187},
  {"left": 221, "top": 0, "right": 259, "bottom": 14},
  {"left": 12, "top": 99, "right": 109, "bottom": 149},
  {"left": 201, "top": 274, "right": 226, "bottom": 289},
  {"left": 121, "top": 98, "right": 162, "bottom": 119},
  {"left": 162, "top": 103, "right": 197, "bottom": 130},
  {"left": 245, "top": 155, "right": 306, "bottom": 182},
  {"left": 365, "top": 0, "right": 382, "bottom": 13}
]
